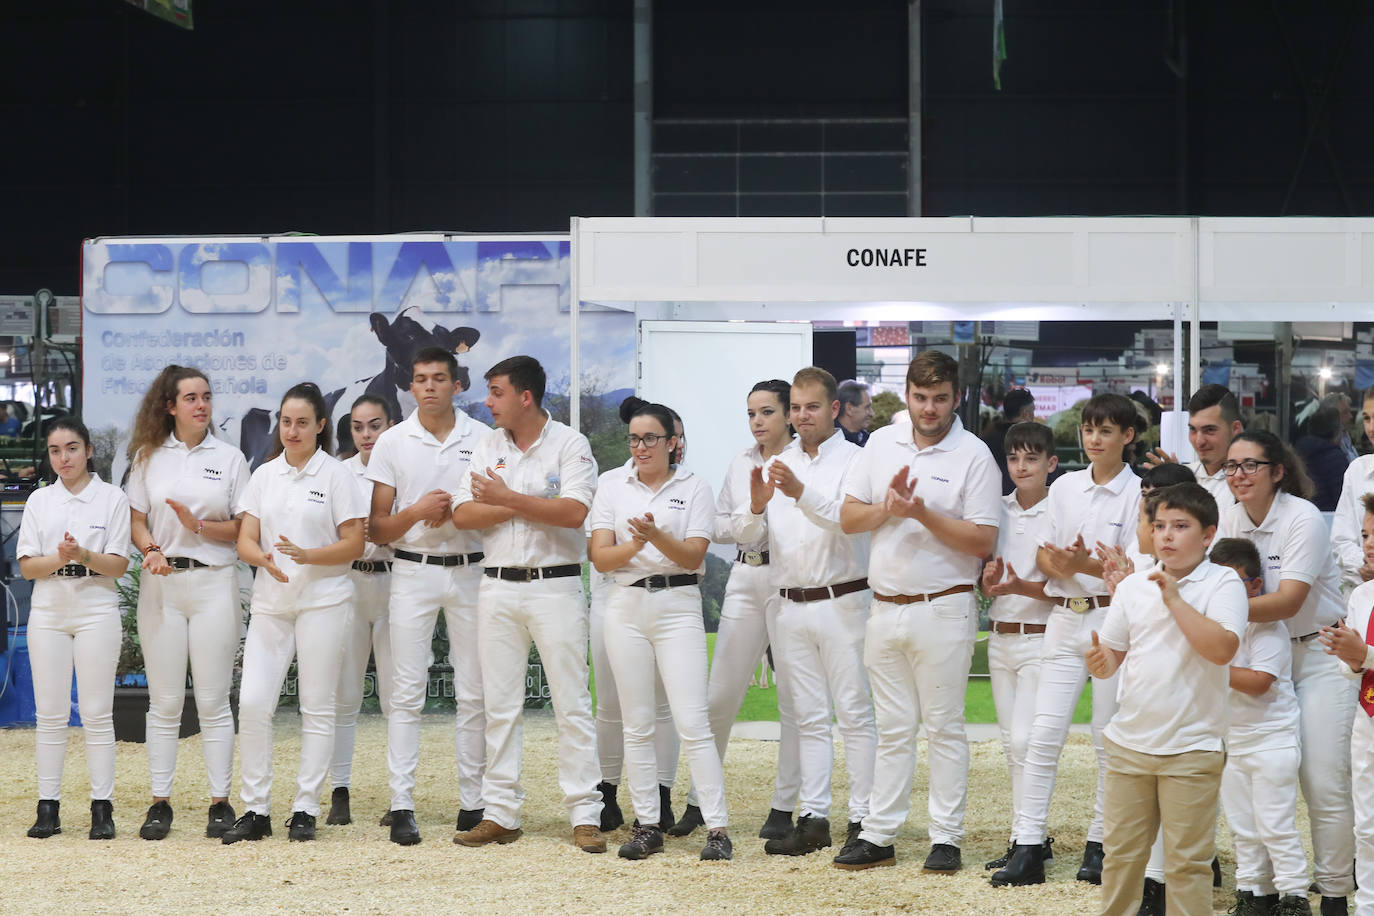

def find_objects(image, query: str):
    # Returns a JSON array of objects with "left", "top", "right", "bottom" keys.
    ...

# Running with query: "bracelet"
[
  {"left": 144, "top": 545, "right": 162, "bottom": 555},
  {"left": 196, "top": 519, "right": 205, "bottom": 536}
]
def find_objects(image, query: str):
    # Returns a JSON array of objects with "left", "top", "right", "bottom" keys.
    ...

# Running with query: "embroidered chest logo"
[
  {"left": 203, "top": 467, "right": 222, "bottom": 478},
  {"left": 931, "top": 475, "right": 950, "bottom": 484},
  {"left": 307, "top": 488, "right": 327, "bottom": 504},
  {"left": 668, "top": 497, "right": 687, "bottom": 509},
  {"left": 1268, "top": 555, "right": 1280, "bottom": 561},
  {"left": 495, "top": 456, "right": 507, "bottom": 470}
]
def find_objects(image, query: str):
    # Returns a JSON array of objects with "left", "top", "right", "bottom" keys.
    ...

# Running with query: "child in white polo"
[
  {"left": 1212, "top": 536, "right": 1310, "bottom": 915},
  {"left": 1086, "top": 482, "right": 1247, "bottom": 916}
]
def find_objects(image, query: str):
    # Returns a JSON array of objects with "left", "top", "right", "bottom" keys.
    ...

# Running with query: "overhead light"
[
  {"left": 1154, "top": 363, "right": 1169, "bottom": 375},
  {"left": 1319, "top": 366, "right": 1333, "bottom": 380},
  {"left": 0, "top": 353, "right": 10, "bottom": 364}
]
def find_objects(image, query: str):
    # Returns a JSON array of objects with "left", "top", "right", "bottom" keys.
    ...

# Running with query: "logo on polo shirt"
[
  {"left": 1108, "top": 521, "right": 1124, "bottom": 527},
  {"left": 88, "top": 524, "right": 106, "bottom": 530},
  {"left": 668, "top": 497, "right": 687, "bottom": 509},
  {"left": 580, "top": 455, "right": 593, "bottom": 464},
  {"left": 495, "top": 456, "right": 507, "bottom": 470},
  {"left": 1268, "top": 555, "right": 1280, "bottom": 561},
  {"left": 308, "top": 488, "right": 326, "bottom": 504},
  {"left": 931, "top": 475, "right": 950, "bottom": 484},
  {"left": 459, "top": 449, "right": 473, "bottom": 459},
  {"left": 203, "top": 467, "right": 223, "bottom": 479},
  {"left": 543, "top": 474, "right": 561, "bottom": 498}
]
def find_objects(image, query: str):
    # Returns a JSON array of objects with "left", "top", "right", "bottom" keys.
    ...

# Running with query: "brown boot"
[
  {"left": 453, "top": 818, "right": 523, "bottom": 847},
  {"left": 573, "top": 824, "right": 607, "bottom": 853}
]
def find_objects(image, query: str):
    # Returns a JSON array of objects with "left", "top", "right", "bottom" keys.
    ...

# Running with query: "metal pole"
[
  {"left": 569, "top": 220, "right": 581, "bottom": 433},
  {"left": 633, "top": 0, "right": 652, "bottom": 216},
  {"left": 907, "top": 0, "right": 922, "bottom": 216}
]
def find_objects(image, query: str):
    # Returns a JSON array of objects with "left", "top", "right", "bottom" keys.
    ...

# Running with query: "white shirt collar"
[
  {"left": 54, "top": 473, "right": 101, "bottom": 503},
  {"left": 273, "top": 448, "right": 328, "bottom": 478},
  {"left": 1077, "top": 461, "right": 1137, "bottom": 495}
]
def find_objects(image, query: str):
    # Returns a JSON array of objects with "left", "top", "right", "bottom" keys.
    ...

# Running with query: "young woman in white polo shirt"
[
  {"left": 589, "top": 401, "right": 733, "bottom": 862},
  {"left": 326, "top": 394, "right": 397, "bottom": 826},
  {"left": 1219, "top": 429, "right": 1355, "bottom": 913},
  {"left": 673, "top": 379, "right": 801, "bottom": 840},
  {"left": 126, "top": 364, "right": 250, "bottom": 841},
  {"left": 222, "top": 383, "right": 367, "bottom": 844},
  {"left": 19, "top": 418, "right": 131, "bottom": 839}
]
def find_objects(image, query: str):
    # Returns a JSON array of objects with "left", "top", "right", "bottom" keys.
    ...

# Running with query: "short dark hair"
[
  {"left": 1147, "top": 481, "right": 1218, "bottom": 530},
  {"left": 750, "top": 379, "right": 791, "bottom": 412},
  {"left": 793, "top": 366, "right": 838, "bottom": 405},
  {"left": 1081, "top": 393, "right": 1146, "bottom": 460},
  {"left": 485, "top": 355, "right": 546, "bottom": 406},
  {"left": 412, "top": 346, "right": 460, "bottom": 384},
  {"left": 836, "top": 379, "right": 869, "bottom": 409},
  {"left": 906, "top": 350, "right": 959, "bottom": 391},
  {"left": 1210, "top": 537, "right": 1261, "bottom": 579},
  {"left": 1306, "top": 405, "right": 1342, "bottom": 441},
  {"left": 1002, "top": 389, "right": 1035, "bottom": 420},
  {"left": 1187, "top": 384, "right": 1239, "bottom": 426},
  {"left": 1004, "top": 421, "right": 1054, "bottom": 457},
  {"left": 1141, "top": 462, "right": 1196, "bottom": 491}
]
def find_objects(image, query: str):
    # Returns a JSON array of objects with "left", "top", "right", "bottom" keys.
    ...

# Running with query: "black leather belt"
[
  {"left": 630, "top": 573, "right": 700, "bottom": 591},
  {"left": 735, "top": 549, "right": 770, "bottom": 567},
  {"left": 393, "top": 549, "right": 483, "bottom": 568},
  {"left": 166, "top": 556, "right": 210, "bottom": 570},
  {"left": 1292, "top": 631, "right": 1320, "bottom": 643},
  {"left": 780, "top": 577, "right": 869, "bottom": 603},
  {"left": 484, "top": 564, "right": 581, "bottom": 582},
  {"left": 53, "top": 564, "right": 99, "bottom": 578},
  {"left": 352, "top": 560, "right": 393, "bottom": 574}
]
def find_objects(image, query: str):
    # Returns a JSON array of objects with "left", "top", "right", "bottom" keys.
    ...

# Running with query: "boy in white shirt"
[
  {"left": 1085, "top": 482, "right": 1247, "bottom": 916},
  {"left": 979, "top": 421, "right": 1056, "bottom": 873},
  {"left": 1212, "top": 536, "right": 1311, "bottom": 916},
  {"left": 1318, "top": 493, "right": 1374, "bottom": 916}
]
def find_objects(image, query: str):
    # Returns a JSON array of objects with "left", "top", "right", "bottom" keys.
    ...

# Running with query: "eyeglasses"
[
  {"left": 627, "top": 434, "right": 667, "bottom": 448},
  {"left": 1222, "top": 459, "right": 1275, "bottom": 477}
]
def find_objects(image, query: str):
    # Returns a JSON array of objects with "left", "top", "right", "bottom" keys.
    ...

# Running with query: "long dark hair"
[
  {"left": 1230, "top": 429, "right": 1314, "bottom": 500},
  {"left": 127, "top": 364, "right": 210, "bottom": 468},
  {"left": 265, "top": 382, "right": 333, "bottom": 461}
]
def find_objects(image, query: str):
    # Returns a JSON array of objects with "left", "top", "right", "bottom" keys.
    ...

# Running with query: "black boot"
[
  {"left": 838, "top": 820, "right": 863, "bottom": 857},
  {"left": 763, "top": 815, "right": 832, "bottom": 856},
  {"left": 89, "top": 799, "right": 115, "bottom": 840},
  {"left": 1274, "top": 895, "right": 1313, "bottom": 915},
  {"left": 668, "top": 803, "right": 704, "bottom": 838},
  {"left": 1320, "top": 897, "right": 1348, "bottom": 916},
  {"left": 656, "top": 785, "right": 675, "bottom": 833},
  {"left": 1227, "top": 890, "right": 1266, "bottom": 915},
  {"left": 27, "top": 800, "right": 60, "bottom": 838},
  {"left": 139, "top": 800, "right": 173, "bottom": 840},
  {"left": 985, "top": 844, "right": 1014, "bottom": 870},
  {"left": 287, "top": 811, "right": 316, "bottom": 841},
  {"left": 1136, "top": 877, "right": 1165, "bottom": 916},
  {"left": 1077, "top": 840, "right": 1105, "bottom": 884},
  {"left": 757, "top": 807, "right": 793, "bottom": 840},
  {"left": 326, "top": 787, "right": 351, "bottom": 825},
  {"left": 989, "top": 842, "right": 1045, "bottom": 887},
  {"left": 220, "top": 811, "right": 272, "bottom": 844},
  {"left": 206, "top": 801, "right": 235, "bottom": 838},
  {"left": 456, "top": 808, "right": 484, "bottom": 832},
  {"left": 597, "top": 782, "right": 624, "bottom": 832}
]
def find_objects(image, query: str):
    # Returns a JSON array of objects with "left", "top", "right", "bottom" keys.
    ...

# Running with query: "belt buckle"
[
  {"left": 361, "top": 561, "right": 377, "bottom": 574},
  {"left": 1067, "top": 597, "right": 1091, "bottom": 614},
  {"left": 645, "top": 576, "right": 666, "bottom": 593},
  {"left": 742, "top": 550, "right": 763, "bottom": 567},
  {"left": 520, "top": 567, "right": 537, "bottom": 582}
]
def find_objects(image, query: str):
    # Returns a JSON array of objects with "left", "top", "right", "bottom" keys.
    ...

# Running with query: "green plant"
[{"left": 114, "top": 555, "right": 142, "bottom": 678}]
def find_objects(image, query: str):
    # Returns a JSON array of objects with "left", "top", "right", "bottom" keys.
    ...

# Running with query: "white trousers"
[
  {"left": 137, "top": 564, "right": 240, "bottom": 799},
  {"left": 692, "top": 561, "right": 800, "bottom": 811},
  {"left": 1292, "top": 636, "right": 1357, "bottom": 896},
  {"left": 238, "top": 603, "right": 349, "bottom": 817},
  {"left": 477, "top": 575, "right": 601, "bottom": 830},
  {"left": 776, "top": 591, "right": 876, "bottom": 822},
  {"left": 589, "top": 571, "right": 678, "bottom": 786},
  {"left": 1350, "top": 713, "right": 1374, "bottom": 916},
  {"left": 28, "top": 580, "right": 120, "bottom": 801},
  {"left": 1221, "top": 744, "right": 1308, "bottom": 896},
  {"left": 386, "top": 561, "right": 484, "bottom": 812},
  {"left": 331, "top": 568, "right": 393, "bottom": 788},
  {"left": 1014, "top": 605, "right": 1119, "bottom": 846},
  {"left": 859, "top": 591, "right": 976, "bottom": 848},
  {"left": 603, "top": 584, "right": 728, "bottom": 829},
  {"left": 987, "top": 629, "right": 1044, "bottom": 841}
]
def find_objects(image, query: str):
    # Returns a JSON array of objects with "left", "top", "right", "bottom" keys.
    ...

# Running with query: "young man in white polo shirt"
[
  {"left": 835, "top": 350, "right": 1000, "bottom": 872},
  {"left": 366, "top": 346, "right": 488, "bottom": 846},
  {"left": 733, "top": 367, "right": 874, "bottom": 858},
  {"left": 1085, "top": 482, "right": 1247, "bottom": 916},
  {"left": 1144, "top": 383, "right": 1240, "bottom": 512},
  {"left": 994, "top": 393, "right": 1142, "bottom": 889},
  {"left": 451, "top": 355, "right": 605, "bottom": 854},
  {"left": 1331, "top": 386, "right": 1374, "bottom": 590}
]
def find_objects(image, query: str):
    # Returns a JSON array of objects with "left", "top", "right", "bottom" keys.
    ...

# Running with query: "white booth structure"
[{"left": 568, "top": 216, "right": 1374, "bottom": 498}]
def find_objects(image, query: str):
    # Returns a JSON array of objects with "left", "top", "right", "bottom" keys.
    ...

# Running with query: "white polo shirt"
[
  {"left": 1187, "top": 459, "right": 1235, "bottom": 512},
  {"left": 590, "top": 465, "right": 713, "bottom": 586},
  {"left": 1041, "top": 464, "right": 1142, "bottom": 600},
  {"left": 344, "top": 453, "right": 392, "bottom": 565},
  {"left": 1332, "top": 454, "right": 1374, "bottom": 589},
  {"left": 1218, "top": 491, "right": 1345, "bottom": 638},
  {"left": 734, "top": 430, "right": 869, "bottom": 591},
  {"left": 1340, "top": 579, "right": 1374, "bottom": 678},
  {"left": 844, "top": 415, "right": 1001, "bottom": 596},
  {"left": 125, "top": 433, "right": 249, "bottom": 566},
  {"left": 453, "top": 412, "right": 597, "bottom": 568},
  {"left": 1098, "top": 559, "right": 1248, "bottom": 755},
  {"left": 716, "top": 444, "right": 770, "bottom": 551},
  {"left": 1227, "top": 621, "right": 1300, "bottom": 755},
  {"left": 19, "top": 475, "right": 132, "bottom": 591},
  {"left": 989, "top": 492, "right": 1053, "bottom": 625},
  {"left": 241, "top": 448, "right": 368, "bottom": 614},
  {"left": 366, "top": 408, "right": 487, "bottom": 556}
]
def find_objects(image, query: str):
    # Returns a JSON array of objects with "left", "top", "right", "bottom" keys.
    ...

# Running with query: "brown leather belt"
[
  {"left": 991, "top": 621, "right": 1048, "bottom": 635},
  {"left": 873, "top": 583, "right": 975, "bottom": 605},
  {"left": 779, "top": 577, "right": 869, "bottom": 603},
  {"left": 1059, "top": 595, "right": 1111, "bottom": 614}
]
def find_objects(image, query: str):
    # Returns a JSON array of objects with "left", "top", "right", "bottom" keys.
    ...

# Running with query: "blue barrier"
[{"left": 0, "top": 627, "right": 82, "bottom": 728}]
